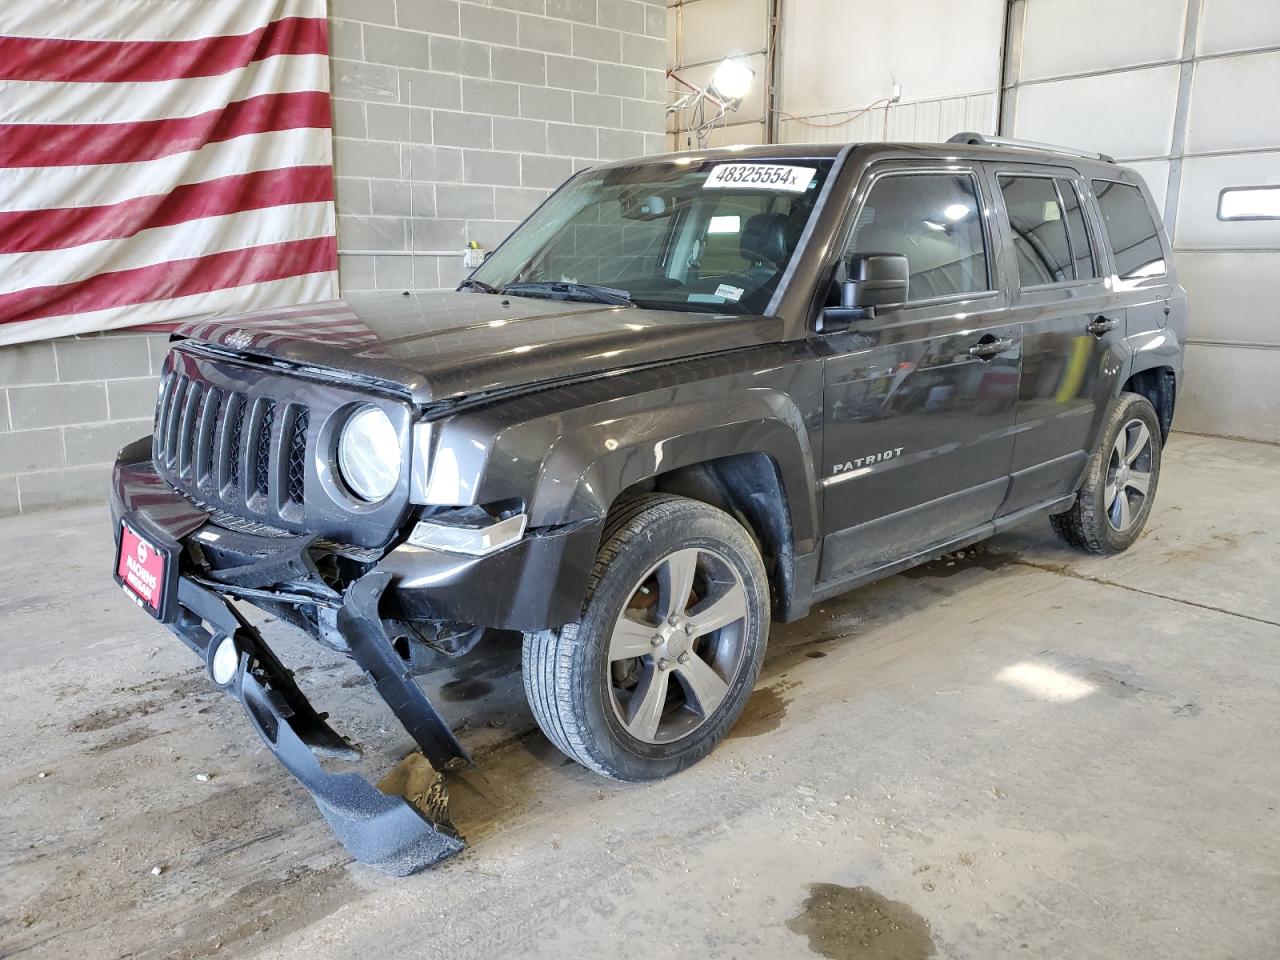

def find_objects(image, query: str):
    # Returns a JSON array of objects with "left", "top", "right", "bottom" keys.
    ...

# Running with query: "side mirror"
[
  {"left": 843, "top": 253, "right": 909, "bottom": 309},
  {"left": 819, "top": 254, "right": 909, "bottom": 331}
]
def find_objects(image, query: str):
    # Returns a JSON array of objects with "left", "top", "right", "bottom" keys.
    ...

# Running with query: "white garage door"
[
  {"left": 666, "top": 0, "right": 1003, "bottom": 149},
  {"left": 1005, "top": 0, "right": 1280, "bottom": 441}
]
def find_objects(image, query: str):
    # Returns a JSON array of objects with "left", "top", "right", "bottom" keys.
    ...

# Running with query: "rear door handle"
[
  {"left": 1087, "top": 315, "right": 1120, "bottom": 336},
  {"left": 968, "top": 336, "right": 1015, "bottom": 360}
]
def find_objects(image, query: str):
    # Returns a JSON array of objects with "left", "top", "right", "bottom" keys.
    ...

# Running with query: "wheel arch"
[
  {"left": 1122, "top": 365, "right": 1177, "bottom": 439},
  {"left": 545, "top": 397, "right": 819, "bottom": 623},
  {"left": 615, "top": 450, "right": 804, "bottom": 621}
]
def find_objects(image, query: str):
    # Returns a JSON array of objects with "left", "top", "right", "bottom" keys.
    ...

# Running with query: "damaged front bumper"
[
  {"left": 176, "top": 575, "right": 465, "bottom": 874},
  {"left": 109, "top": 439, "right": 598, "bottom": 875}
]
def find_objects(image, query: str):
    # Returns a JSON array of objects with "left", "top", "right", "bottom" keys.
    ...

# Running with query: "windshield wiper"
[
  {"left": 500, "top": 281, "right": 632, "bottom": 306},
  {"left": 457, "top": 278, "right": 499, "bottom": 294}
]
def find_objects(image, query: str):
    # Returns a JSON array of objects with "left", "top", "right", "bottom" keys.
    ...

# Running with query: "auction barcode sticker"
[{"left": 704, "top": 163, "right": 817, "bottom": 193}]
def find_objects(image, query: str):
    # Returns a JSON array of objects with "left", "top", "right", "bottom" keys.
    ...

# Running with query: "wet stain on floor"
[
  {"left": 437, "top": 634, "right": 523, "bottom": 682},
  {"left": 729, "top": 685, "right": 789, "bottom": 739},
  {"left": 440, "top": 677, "right": 495, "bottom": 702},
  {"left": 1085, "top": 669, "right": 1144, "bottom": 699},
  {"left": 900, "top": 546, "right": 1021, "bottom": 579},
  {"left": 786, "top": 883, "right": 936, "bottom": 960}
]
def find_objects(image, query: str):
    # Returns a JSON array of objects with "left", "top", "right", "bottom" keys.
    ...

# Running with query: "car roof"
[{"left": 601, "top": 140, "right": 1124, "bottom": 179}]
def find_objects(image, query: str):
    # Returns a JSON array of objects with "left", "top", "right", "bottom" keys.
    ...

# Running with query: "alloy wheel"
[
  {"left": 606, "top": 547, "right": 749, "bottom": 745},
  {"left": 1106, "top": 418, "right": 1154, "bottom": 531}
]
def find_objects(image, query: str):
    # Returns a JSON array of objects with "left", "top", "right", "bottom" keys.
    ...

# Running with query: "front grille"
[
  {"left": 154, "top": 372, "right": 307, "bottom": 525},
  {"left": 151, "top": 345, "right": 412, "bottom": 549},
  {"left": 287, "top": 409, "right": 309, "bottom": 505},
  {"left": 225, "top": 396, "right": 246, "bottom": 492},
  {"left": 253, "top": 400, "right": 276, "bottom": 498},
  {"left": 195, "top": 388, "right": 223, "bottom": 491}
]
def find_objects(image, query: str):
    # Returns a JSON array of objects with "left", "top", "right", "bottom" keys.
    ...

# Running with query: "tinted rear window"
[
  {"left": 998, "top": 175, "right": 1073, "bottom": 286},
  {"left": 1092, "top": 180, "right": 1166, "bottom": 280}
]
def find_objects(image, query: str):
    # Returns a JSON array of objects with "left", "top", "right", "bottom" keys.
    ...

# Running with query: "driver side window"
[{"left": 844, "top": 172, "right": 991, "bottom": 302}]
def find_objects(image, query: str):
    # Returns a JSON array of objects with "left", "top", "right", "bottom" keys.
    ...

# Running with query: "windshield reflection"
[{"left": 468, "top": 159, "right": 835, "bottom": 315}]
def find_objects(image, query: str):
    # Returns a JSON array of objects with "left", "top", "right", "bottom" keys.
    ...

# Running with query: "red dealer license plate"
[{"left": 116, "top": 521, "right": 170, "bottom": 617}]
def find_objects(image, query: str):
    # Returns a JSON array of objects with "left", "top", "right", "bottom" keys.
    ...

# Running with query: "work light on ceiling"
[
  {"left": 667, "top": 57, "right": 756, "bottom": 148},
  {"left": 710, "top": 58, "right": 754, "bottom": 102}
]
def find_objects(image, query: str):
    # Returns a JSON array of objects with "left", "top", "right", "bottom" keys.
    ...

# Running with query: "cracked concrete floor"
[{"left": 1, "top": 432, "right": 1277, "bottom": 959}]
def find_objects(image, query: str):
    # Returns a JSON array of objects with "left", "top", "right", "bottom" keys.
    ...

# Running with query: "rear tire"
[
  {"left": 522, "top": 494, "right": 770, "bottom": 781},
  {"left": 1051, "top": 392, "right": 1162, "bottom": 554}
]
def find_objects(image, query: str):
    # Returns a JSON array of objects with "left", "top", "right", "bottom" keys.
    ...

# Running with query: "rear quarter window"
[{"left": 1092, "top": 180, "right": 1166, "bottom": 281}]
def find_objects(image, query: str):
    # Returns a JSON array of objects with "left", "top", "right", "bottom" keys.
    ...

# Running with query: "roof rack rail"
[{"left": 947, "top": 131, "right": 1116, "bottom": 164}]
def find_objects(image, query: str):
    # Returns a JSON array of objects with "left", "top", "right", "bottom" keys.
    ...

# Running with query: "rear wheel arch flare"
[{"left": 1123, "top": 366, "right": 1176, "bottom": 439}]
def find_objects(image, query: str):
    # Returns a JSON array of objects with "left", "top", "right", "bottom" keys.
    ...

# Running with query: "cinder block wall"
[
  {"left": 328, "top": 0, "right": 669, "bottom": 291},
  {"left": 0, "top": 0, "right": 668, "bottom": 516},
  {"left": 0, "top": 332, "right": 167, "bottom": 516}
]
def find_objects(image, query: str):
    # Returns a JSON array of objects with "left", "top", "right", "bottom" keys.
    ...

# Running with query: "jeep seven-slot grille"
[
  {"left": 254, "top": 400, "right": 275, "bottom": 498},
  {"left": 287, "top": 409, "right": 309, "bottom": 505},
  {"left": 154, "top": 371, "right": 308, "bottom": 522}
]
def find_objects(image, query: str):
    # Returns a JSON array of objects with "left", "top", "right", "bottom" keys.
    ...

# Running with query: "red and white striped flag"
[{"left": 0, "top": 0, "right": 338, "bottom": 346}]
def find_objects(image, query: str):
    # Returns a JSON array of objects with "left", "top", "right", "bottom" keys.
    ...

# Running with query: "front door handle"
[
  {"left": 1087, "top": 315, "right": 1120, "bottom": 336},
  {"left": 968, "top": 336, "right": 1015, "bottom": 360}
]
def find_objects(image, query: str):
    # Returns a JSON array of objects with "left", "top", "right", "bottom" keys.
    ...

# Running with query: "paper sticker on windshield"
[
  {"left": 715, "top": 283, "right": 744, "bottom": 302},
  {"left": 704, "top": 163, "right": 816, "bottom": 192}
]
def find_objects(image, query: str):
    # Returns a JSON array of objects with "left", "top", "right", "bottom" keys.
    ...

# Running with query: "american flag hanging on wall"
[{"left": 0, "top": 0, "right": 338, "bottom": 346}]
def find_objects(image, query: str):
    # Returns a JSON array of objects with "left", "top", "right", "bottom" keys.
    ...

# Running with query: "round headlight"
[{"left": 337, "top": 405, "right": 401, "bottom": 502}]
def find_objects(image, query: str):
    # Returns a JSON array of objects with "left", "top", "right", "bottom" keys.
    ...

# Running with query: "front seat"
[
  {"left": 738, "top": 212, "right": 789, "bottom": 289},
  {"left": 713, "top": 211, "right": 792, "bottom": 312}
]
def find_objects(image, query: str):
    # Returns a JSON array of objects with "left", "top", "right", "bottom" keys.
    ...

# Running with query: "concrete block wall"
[
  {"left": 0, "top": 332, "right": 166, "bottom": 517},
  {"left": 328, "top": 0, "right": 670, "bottom": 292}
]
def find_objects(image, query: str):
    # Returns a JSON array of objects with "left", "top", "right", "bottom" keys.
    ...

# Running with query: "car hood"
[{"left": 173, "top": 291, "right": 784, "bottom": 406}]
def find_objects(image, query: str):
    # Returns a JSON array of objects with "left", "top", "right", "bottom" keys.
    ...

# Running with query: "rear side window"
[
  {"left": 1092, "top": 180, "right": 1166, "bottom": 280},
  {"left": 845, "top": 173, "right": 990, "bottom": 302},
  {"left": 997, "top": 175, "right": 1073, "bottom": 286},
  {"left": 1056, "top": 178, "right": 1098, "bottom": 280}
]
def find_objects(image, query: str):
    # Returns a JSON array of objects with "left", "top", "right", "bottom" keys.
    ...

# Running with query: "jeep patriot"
[{"left": 111, "top": 133, "right": 1186, "bottom": 872}]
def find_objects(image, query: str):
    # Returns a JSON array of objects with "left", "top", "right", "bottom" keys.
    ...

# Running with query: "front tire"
[
  {"left": 1051, "top": 392, "right": 1163, "bottom": 554},
  {"left": 522, "top": 494, "right": 770, "bottom": 781}
]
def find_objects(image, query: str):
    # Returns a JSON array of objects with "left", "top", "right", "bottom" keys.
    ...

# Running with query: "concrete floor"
[{"left": 1, "top": 432, "right": 1277, "bottom": 960}]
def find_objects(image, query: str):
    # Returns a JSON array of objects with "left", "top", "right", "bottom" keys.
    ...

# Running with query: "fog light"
[{"left": 211, "top": 635, "right": 239, "bottom": 686}]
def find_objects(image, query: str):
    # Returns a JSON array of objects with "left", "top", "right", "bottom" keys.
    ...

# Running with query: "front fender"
[
  {"left": 424, "top": 347, "right": 822, "bottom": 550},
  {"left": 556, "top": 399, "right": 819, "bottom": 551}
]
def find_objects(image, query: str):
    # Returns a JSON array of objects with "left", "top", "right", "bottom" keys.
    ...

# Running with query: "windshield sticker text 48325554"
[{"left": 703, "top": 164, "right": 817, "bottom": 193}]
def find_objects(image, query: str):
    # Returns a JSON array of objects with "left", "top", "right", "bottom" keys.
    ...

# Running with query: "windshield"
[{"left": 468, "top": 158, "right": 836, "bottom": 314}]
